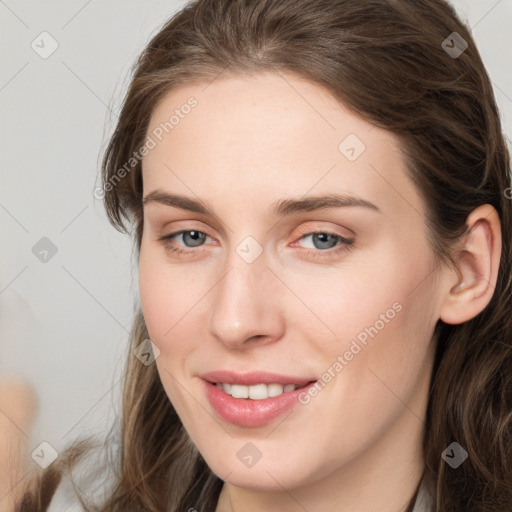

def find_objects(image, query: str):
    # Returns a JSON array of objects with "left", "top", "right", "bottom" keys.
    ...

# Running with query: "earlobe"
[{"left": 439, "top": 204, "right": 502, "bottom": 325}]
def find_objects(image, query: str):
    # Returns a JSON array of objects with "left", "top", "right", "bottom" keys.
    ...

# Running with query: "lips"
[
  {"left": 200, "top": 370, "right": 317, "bottom": 427},
  {"left": 200, "top": 370, "right": 315, "bottom": 387}
]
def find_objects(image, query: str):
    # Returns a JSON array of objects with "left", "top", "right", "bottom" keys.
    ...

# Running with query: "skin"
[
  {"left": 0, "top": 379, "right": 37, "bottom": 512},
  {"left": 139, "top": 71, "right": 501, "bottom": 512}
]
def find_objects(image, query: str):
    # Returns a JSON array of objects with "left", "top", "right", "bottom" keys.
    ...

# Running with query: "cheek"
[
  {"left": 284, "top": 239, "right": 436, "bottom": 352},
  {"left": 297, "top": 239, "right": 438, "bottom": 410},
  {"left": 138, "top": 264, "right": 169, "bottom": 344},
  {"left": 138, "top": 254, "right": 198, "bottom": 418},
  {"left": 329, "top": 264, "right": 436, "bottom": 424},
  {"left": 292, "top": 275, "right": 437, "bottom": 479},
  {"left": 138, "top": 245, "right": 207, "bottom": 345}
]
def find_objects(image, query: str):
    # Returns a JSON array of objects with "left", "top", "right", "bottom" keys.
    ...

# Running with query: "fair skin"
[
  {"left": 0, "top": 379, "right": 37, "bottom": 512},
  {"left": 139, "top": 71, "right": 501, "bottom": 512}
]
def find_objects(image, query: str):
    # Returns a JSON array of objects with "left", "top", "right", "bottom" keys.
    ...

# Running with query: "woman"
[{"left": 16, "top": 0, "right": 512, "bottom": 510}]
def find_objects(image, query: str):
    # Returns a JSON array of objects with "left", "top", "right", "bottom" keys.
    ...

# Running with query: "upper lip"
[{"left": 200, "top": 370, "right": 317, "bottom": 386}]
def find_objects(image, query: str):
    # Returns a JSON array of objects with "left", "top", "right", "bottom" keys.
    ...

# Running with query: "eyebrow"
[{"left": 142, "top": 190, "right": 380, "bottom": 217}]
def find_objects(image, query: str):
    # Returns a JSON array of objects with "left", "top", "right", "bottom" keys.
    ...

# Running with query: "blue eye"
[
  {"left": 299, "top": 232, "right": 347, "bottom": 250},
  {"left": 174, "top": 230, "right": 206, "bottom": 247},
  {"left": 159, "top": 229, "right": 354, "bottom": 258},
  {"left": 159, "top": 230, "right": 210, "bottom": 254},
  {"left": 294, "top": 231, "right": 354, "bottom": 259}
]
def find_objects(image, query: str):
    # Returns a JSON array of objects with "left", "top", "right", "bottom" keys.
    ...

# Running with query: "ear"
[{"left": 439, "top": 204, "right": 502, "bottom": 325}]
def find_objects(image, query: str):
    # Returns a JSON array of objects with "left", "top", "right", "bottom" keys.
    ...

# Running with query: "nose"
[{"left": 208, "top": 245, "right": 285, "bottom": 350}]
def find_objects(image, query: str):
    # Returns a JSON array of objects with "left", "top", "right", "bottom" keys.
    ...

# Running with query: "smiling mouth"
[
  {"left": 213, "top": 382, "right": 314, "bottom": 400},
  {"left": 203, "top": 376, "right": 319, "bottom": 427}
]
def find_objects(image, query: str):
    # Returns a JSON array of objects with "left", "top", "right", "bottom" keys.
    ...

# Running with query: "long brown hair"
[{"left": 16, "top": 0, "right": 512, "bottom": 510}]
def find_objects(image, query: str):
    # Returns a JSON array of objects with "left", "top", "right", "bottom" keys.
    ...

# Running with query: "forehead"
[{"left": 142, "top": 71, "right": 423, "bottom": 219}]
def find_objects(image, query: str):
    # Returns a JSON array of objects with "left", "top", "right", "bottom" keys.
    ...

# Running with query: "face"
[{"left": 139, "top": 71, "right": 442, "bottom": 492}]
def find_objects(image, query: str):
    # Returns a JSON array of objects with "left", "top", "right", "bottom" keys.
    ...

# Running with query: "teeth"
[
  {"left": 231, "top": 384, "right": 249, "bottom": 399},
  {"left": 216, "top": 382, "right": 301, "bottom": 400},
  {"left": 268, "top": 383, "right": 284, "bottom": 397}
]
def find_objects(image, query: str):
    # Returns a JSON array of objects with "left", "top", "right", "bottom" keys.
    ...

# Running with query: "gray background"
[{"left": 1, "top": 0, "right": 511, "bottom": 458}]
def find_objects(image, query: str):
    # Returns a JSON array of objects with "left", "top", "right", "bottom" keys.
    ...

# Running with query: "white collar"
[{"left": 411, "top": 477, "right": 436, "bottom": 512}]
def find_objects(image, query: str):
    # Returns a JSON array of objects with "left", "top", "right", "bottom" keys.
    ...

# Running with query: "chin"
[{"left": 198, "top": 440, "right": 332, "bottom": 493}]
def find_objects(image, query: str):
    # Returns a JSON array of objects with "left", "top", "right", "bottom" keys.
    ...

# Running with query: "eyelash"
[{"left": 158, "top": 229, "right": 354, "bottom": 259}]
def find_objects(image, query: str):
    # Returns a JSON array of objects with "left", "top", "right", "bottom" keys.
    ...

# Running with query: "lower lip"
[{"left": 203, "top": 380, "right": 317, "bottom": 427}]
